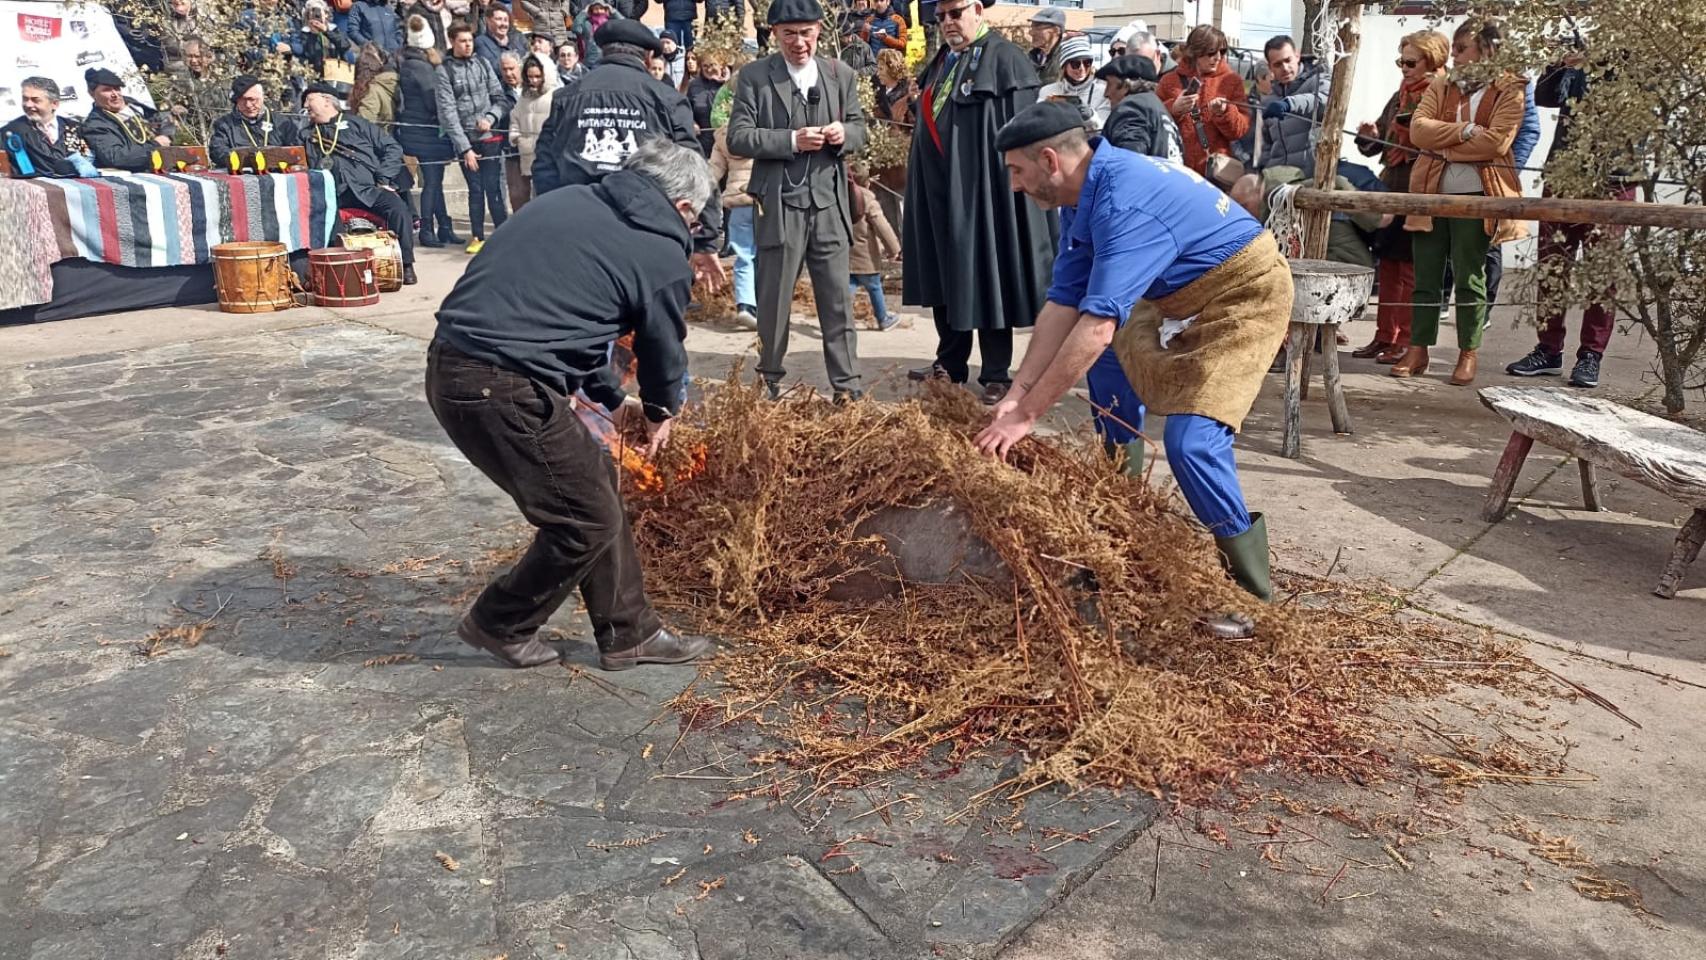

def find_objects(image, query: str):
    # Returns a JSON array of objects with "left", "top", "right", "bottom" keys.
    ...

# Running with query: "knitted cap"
[
  {"left": 406, "top": 14, "right": 435, "bottom": 49},
  {"left": 1059, "top": 35, "right": 1092, "bottom": 64}
]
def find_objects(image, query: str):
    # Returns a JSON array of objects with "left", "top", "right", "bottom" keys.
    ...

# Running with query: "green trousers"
[{"left": 1410, "top": 216, "right": 1493, "bottom": 350}]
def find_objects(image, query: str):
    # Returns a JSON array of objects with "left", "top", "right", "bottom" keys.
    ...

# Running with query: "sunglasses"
[
  {"left": 1396, "top": 57, "right": 1420, "bottom": 68},
  {"left": 938, "top": 5, "right": 972, "bottom": 20},
  {"left": 1066, "top": 58, "right": 1092, "bottom": 67}
]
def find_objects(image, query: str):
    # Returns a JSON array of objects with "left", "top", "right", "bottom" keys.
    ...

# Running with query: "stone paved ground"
[
  {"left": 0, "top": 322, "right": 1153, "bottom": 960},
  {"left": 4, "top": 258, "right": 1703, "bottom": 959}
]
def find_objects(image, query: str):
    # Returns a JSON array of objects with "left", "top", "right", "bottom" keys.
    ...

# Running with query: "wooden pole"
[
  {"left": 1292, "top": 188, "right": 1706, "bottom": 230},
  {"left": 1301, "top": 2, "right": 1361, "bottom": 259}
]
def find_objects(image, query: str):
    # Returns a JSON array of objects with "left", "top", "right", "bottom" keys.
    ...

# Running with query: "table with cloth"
[{"left": 0, "top": 170, "right": 338, "bottom": 323}]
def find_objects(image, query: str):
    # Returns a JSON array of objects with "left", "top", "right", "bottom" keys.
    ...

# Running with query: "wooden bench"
[
  {"left": 1479, "top": 386, "right": 1706, "bottom": 598},
  {"left": 1281, "top": 260, "right": 1372, "bottom": 458}
]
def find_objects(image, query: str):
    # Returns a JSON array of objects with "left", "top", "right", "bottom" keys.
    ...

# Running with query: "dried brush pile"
[{"left": 625, "top": 380, "right": 1541, "bottom": 803}]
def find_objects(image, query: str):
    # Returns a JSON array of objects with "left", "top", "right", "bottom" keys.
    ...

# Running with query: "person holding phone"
[
  {"left": 1351, "top": 29, "right": 1448, "bottom": 363},
  {"left": 1157, "top": 24, "right": 1247, "bottom": 180}
]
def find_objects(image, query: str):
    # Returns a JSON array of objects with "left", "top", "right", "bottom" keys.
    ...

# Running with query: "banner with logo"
[{"left": 2, "top": 0, "right": 151, "bottom": 122}]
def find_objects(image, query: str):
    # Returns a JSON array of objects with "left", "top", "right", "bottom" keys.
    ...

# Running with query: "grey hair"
[
  {"left": 1127, "top": 30, "right": 1157, "bottom": 56},
  {"left": 498, "top": 51, "right": 523, "bottom": 66},
  {"left": 622, "top": 137, "right": 714, "bottom": 213},
  {"left": 21, "top": 76, "right": 60, "bottom": 102}
]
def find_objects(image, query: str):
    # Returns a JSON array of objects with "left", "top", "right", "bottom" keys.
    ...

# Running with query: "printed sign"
[{"left": 2, "top": 0, "right": 150, "bottom": 120}]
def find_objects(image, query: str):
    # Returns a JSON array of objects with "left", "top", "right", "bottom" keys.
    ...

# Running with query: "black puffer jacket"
[{"left": 396, "top": 46, "right": 453, "bottom": 160}]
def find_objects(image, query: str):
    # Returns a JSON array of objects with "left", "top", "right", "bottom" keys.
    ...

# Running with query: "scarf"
[{"left": 1384, "top": 73, "right": 1433, "bottom": 169}]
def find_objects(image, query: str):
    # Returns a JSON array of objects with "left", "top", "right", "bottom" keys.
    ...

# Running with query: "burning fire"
[{"left": 585, "top": 333, "right": 708, "bottom": 493}]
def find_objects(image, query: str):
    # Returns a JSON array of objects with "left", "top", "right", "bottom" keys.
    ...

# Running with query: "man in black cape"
[
  {"left": 302, "top": 83, "right": 418, "bottom": 285},
  {"left": 901, "top": 0, "right": 1055, "bottom": 405}
]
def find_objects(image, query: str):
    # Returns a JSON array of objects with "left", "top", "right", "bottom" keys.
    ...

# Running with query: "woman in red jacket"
[{"left": 1158, "top": 24, "right": 1249, "bottom": 178}]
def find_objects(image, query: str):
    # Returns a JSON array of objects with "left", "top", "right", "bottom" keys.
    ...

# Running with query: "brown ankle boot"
[
  {"left": 1449, "top": 349, "right": 1478, "bottom": 385},
  {"left": 457, "top": 615, "right": 561, "bottom": 668},
  {"left": 1389, "top": 345, "right": 1430, "bottom": 378}
]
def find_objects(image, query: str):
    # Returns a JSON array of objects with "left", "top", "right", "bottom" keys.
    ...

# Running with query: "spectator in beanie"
[
  {"left": 399, "top": 15, "right": 461, "bottom": 247},
  {"left": 1038, "top": 35, "right": 1109, "bottom": 130},
  {"left": 659, "top": 34, "right": 686, "bottom": 88},
  {"left": 406, "top": 0, "right": 453, "bottom": 50},
  {"left": 437, "top": 21, "right": 512, "bottom": 252}
]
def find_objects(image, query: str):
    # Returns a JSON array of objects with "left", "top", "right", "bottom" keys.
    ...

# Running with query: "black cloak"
[
  {"left": 901, "top": 31, "right": 1056, "bottom": 332},
  {"left": 303, "top": 111, "right": 404, "bottom": 206}
]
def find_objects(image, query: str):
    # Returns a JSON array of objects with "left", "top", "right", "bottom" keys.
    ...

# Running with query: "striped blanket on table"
[{"left": 0, "top": 170, "right": 338, "bottom": 311}]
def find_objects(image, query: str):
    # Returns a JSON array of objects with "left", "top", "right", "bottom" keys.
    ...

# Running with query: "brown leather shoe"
[
  {"left": 1389, "top": 345, "right": 1430, "bottom": 378},
  {"left": 457, "top": 614, "right": 561, "bottom": 668},
  {"left": 599, "top": 628, "right": 713, "bottom": 672},
  {"left": 980, "top": 382, "right": 1011, "bottom": 406},
  {"left": 1449, "top": 349, "right": 1478, "bottom": 386},
  {"left": 1375, "top": 344, "right": 1408, "bottom": 364},
  {"left": 1350, "top": 339, "right": 1391, "bottom": 359}
]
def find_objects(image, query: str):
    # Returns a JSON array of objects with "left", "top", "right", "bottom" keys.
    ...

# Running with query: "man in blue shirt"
[{"left": 976, "top": 101, "right": 1294, "bottom": 635}]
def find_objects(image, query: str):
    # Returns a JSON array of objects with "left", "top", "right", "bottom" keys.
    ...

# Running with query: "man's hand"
[
  {"left": 154, "top": 134, "right": 173, "bottom": 146},
  {"left": 463, "top": 149, "right": 480, "bottom": 172},
  {"left": 1262, "top": 99, "right": 1287, "bottom": 119},
  {"left": 974, "top": 403, "right": 1036, "bottom": 462},
  {"left": 821, "top": 121, "right": 846, "bottom": 146},
  {"left": 475, "top": 116, "right": 492, "bottom": 133},
  {"left": 794, "top": 126, "right": 825, "bottom": 152},
  {"left": 691, "top": 251, "right": 726, "bottom": 292},
  {"left": 611, "top": 394, "right": 645, "bottom": 433},
  {"left": 644, "top": 416, "right": 674, "bottom": 457}
]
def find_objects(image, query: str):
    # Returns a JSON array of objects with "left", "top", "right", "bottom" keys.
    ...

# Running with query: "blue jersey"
[{"left": 1047, "top": 139, "right": 1263, "bottom": 321}]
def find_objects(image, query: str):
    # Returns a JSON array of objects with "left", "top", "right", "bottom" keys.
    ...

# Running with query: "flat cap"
[
  {"left": 993, "top": 99, "right": 1088, "bottom": 152},
  {"left": 1095, "top": 54, "right": 1159, "bottom": 84},
  {"left": 767, "top": 0, "right": 823, "bottom": 25},
  {"left": 85, "top": 66, "right": 123, "bottom": 90},
  {"left": 593, "top": 18, "right": 664, "bottom": 55},
  {"left": 300, "top": 81, "right": 341, "bottom": 104},
  {"left": 230, "top": 74, "right": 263, "bottom": 102},
  {"left": 1029, "top": 6, "right": 1066, "bottom": 27}
]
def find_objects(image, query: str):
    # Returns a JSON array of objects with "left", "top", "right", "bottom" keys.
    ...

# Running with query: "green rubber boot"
[
  {"left": 1103, "top": 439, "right": 1145, "bottom": 477},
  {"left": 1214, "top": 512, "right": 1272, "bottom": 602}
]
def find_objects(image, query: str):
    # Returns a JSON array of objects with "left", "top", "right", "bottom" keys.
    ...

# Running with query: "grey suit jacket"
[{"left": 724, "top": 54, "right": 867, "bottom": 246}]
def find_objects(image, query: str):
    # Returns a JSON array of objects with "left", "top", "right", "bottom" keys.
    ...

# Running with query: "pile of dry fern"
[{"left": 622, "top": 380, "right": 1550, "bottom": 803}]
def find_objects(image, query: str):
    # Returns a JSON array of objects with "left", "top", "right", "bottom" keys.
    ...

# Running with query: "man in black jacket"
[
  {"left": 2, "top": 77, "right": 95, "bottom": 178},
  {"left": 1096, "top": 55, "right": 1181, "bottom": 163},
  {"left": 531, "top": 19, "right": 724, "bottom": 287},
  {"left": 207, "top": 76, "right": 304, "bottom": 167},
  {"left": 428, "top": 138, "right": 714, "bottom": 671},
  {"left": 301, "top": 83, "right": 418, "bottom": 284},
  {"left": 80, "top": 67, "right": 174, "bottom": 171}
]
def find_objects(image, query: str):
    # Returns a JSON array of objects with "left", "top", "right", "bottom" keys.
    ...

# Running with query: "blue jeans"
[
  {"left": 664, "top": 19, "right": 695, "bottom": 49},
  {"left": 726, "top": 205, "right": 756, "bottom": 310},
  {"left": 849, "top": 273, "right": 887, "bottom": 326}
]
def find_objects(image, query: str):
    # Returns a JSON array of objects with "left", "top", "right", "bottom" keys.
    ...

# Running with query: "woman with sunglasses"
[
  {"left": 1351, "top": 29, "right": 1449, "bottom": 363},
  {"left": 1157, "top": 24, "right": 1248, "bottom": 179},
  {"left": 1392, "top": 19, "right": 1527, "bottom": 386}
]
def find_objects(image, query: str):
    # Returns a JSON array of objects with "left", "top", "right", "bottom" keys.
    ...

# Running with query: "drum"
[
  {"left": 339, "top": 231, "right": 404, "bottom": 292},
  {"left": 210, "top": 241, "right": 294, "bottom": 314},
  {"left": 309, "top": 247, "right": 379, "bottom": 308}
]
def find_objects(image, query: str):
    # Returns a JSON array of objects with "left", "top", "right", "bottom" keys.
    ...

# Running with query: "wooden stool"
[
  {"left": 1281, "top": 260, "right": 1372, "bottom": 458},
  {"left": 1480, "top": 386, "right": 1706, "bottom": 599}
]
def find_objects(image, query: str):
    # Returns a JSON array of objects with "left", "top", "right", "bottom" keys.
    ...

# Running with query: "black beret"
[
  {"left": 993, "top": 99, "right": 1089, "bottom": 153},
  {"left": 230, "top": 74, "right": 264, "bottom": 102},
  {"left": 1095, "top": 54, "right": 1160, "bottom": 85},
  {"left": 85, "top": 67, "right": 123, "bottom": 90},
  {"left": 593, "top": 18, "right": 664, "bottom": 55},
  {"left": 301, "top": 81, "right": 341, "bottom": 104},
  {"left": 767, "top": 0, "right": 822, "bottom": 25}
]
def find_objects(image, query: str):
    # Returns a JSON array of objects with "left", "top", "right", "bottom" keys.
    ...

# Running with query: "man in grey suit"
[{"left": 725, "top": 0, "right": 868, "bottom": 403}]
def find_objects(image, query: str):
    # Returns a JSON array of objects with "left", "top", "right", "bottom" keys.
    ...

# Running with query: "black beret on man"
[
  {"left": 1095, "top": 54, "right": 1160, "bottom": 85},
  {"left": 301, "top": 81, "right": 341, "bottom": 104},
  {"left": 85, "top": 66, "right": 123, "bottom": 89},
  {"left": 766, "top": 0, "right": 823, "bottom": 25},
  {"left": 593, "top": 18, "right": 664, "bottom": 55},
  {"left": 230, "top": 74, "right": 264, "bottom": 102},
  {"left": 993, "top": 99, "right": 1090, "bottom": 153}
]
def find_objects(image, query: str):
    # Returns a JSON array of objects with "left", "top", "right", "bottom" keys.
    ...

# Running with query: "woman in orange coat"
[
  {"left": 1391, "top": 19, "right": 1528, "bottom": 386},
  {"left": 1158, "top": 24, "right": 1249, "bottom": 178}
]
